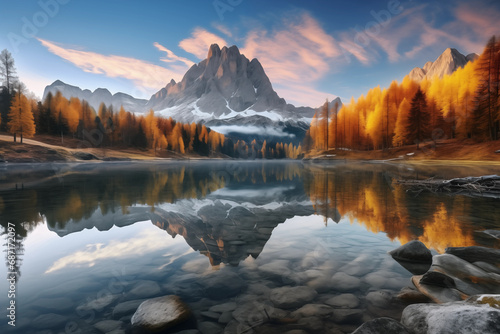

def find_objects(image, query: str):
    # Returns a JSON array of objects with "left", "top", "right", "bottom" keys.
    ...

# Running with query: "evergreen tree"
[{"left": 406, "top": 88, "right": 430, "bottom": 149}]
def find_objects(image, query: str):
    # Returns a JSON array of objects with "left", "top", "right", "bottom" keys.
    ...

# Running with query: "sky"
[{"left": 0, "top": 0, "right": 499, "bottom": 107}]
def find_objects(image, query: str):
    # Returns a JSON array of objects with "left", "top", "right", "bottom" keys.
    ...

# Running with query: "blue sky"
[{"left": 0, "top": 0, "right": 499, "bottom": 107}]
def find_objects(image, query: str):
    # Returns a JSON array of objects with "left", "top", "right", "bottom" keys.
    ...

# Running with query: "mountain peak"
[
  {"left": 408, "top": 48, "right": 474, "bottom": 82},
  {"left": 207, "top": 44, "right": 221, "bottom": 59}
]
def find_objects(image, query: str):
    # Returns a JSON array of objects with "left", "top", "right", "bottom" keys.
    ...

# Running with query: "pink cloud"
[
  {"left": 38, "top": 38, "right": 190, "bottom": 92},
  {"left": 153, "top": 42, "right": 194, "bottom": 67},
  {"left": 240, "top": 13, "right": 340, "bottom": 104},
  {"left": 178, "top": 28, "right": 228, "bottom": 59}
]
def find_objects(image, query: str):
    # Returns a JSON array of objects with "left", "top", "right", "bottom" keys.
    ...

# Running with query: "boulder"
[
  {"left": 396, "top": 287, "right": 431, "bottom": 304},
  {"left": 389, "top": 240, "right": 432, "bottom": 264},
  {"left": 131, "top": 295, "right": 191, "bottom": 332},
  {"left": 411, "top": 275, "right": 467, "bottom": 304},
  {"left": 352, "top": 317, "right": 411, "bottom": 334},
  {"left": 402, "top": 302, "right": 500, "bottom": 334},
  {"left": 445, "top": 246, "right": 500, "bottom": 267},
  {"left": 270, "top": 286, "right": 318, "bottom": 309}
]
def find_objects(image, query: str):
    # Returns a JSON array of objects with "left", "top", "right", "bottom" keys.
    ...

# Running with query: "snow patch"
[{"left": 209, "top": 125, "right": 295, "bottom": 138}]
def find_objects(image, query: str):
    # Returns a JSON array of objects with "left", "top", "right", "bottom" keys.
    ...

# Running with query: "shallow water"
[{"left": 0, "top": 161, "right": 499, "bottom": 333}]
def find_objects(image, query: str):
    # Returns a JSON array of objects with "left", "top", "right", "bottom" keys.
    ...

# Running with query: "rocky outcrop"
[
  {"left": 401, "top": 301, "right": 500, "bottom": 334},
  {"left": 408, "top": 48, "right": 478, "bottom": 82}
]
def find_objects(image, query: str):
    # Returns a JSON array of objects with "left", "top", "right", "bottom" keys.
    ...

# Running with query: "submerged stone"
[
  {"left": 270, "top": 286, "right": 318, "bottom": 309},
  {"left": 325, "top": 293, "right": 360, "bottom": 309},
  {"left": 352, "top": 317, "right": 411, "bottom": 334},
  {"left": 131, "top": 295, "right": 191, "bottom": 332}
]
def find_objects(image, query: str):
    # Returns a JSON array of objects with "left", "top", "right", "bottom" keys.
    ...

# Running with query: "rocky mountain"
[
  {"left": 43, "top": 44, "right": 330, "bottom": 143},
  {"left": 408, "top": 48, "right": 479, "bottom": 82},
  {"left": 146, "top": 44, "right": 318, "bottom": 142},
  {"left": 43, "top": 80, "right": 148, "bottom": 112}
]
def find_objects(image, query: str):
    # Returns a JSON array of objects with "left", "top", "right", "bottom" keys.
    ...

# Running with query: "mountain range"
[
  {"left": 44, "top": 44, "right": 331, "bottom": 143},
  {"left": 43, "top": 45, "right": 474, "bottom": 143},
  {"left": 408, "top": 48, "right": 478, "bottom": 82}
]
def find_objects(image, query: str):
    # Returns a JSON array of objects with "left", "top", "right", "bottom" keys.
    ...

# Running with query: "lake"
[{"left": 0, "top": 160, "right": 499, "bottom": 333}]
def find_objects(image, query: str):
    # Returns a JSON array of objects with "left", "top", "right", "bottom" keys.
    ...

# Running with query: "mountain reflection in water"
[{"left": 0, "top": 161, "right": 499, "bottom": 276}]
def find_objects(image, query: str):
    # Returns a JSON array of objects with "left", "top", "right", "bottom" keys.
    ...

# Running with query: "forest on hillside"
[
  {"left": 305, "top": 36, "right": 500, "bottom": 152},
  {"left": 0, "top": 49, "right": 301, "bottom": 159}
]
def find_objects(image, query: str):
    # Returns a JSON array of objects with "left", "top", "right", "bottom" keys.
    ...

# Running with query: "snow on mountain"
[
  {"left": 408, "top": 48, "right": 479, "bottom": 82},
  {"left": 43, "top": 80, "right": 148, "bottom": 112},
  {"left": 43, "top": 44, "right": 340, "bottom": 143}
]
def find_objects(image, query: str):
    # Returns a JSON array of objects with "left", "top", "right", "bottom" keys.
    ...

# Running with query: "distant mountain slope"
[
  {"left": 408, "top": 48, "right": 479, "bottom": 82},
  {"left": 43, "top": 44, "right": 341, "bottom": 143},
  {"left": 43, "top": 80, "right": 148, "bottom": 112}
]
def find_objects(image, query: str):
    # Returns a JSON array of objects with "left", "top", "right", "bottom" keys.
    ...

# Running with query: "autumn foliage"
[{"left": 305, "top": 36, "right": 500, "bottom": 152}]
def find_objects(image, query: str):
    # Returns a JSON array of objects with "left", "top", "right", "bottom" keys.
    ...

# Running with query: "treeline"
[
  {"left": 303, "top": 167, "right": 499, "bottom": 252},
  {"left": 305, "top": 36, "right": 500, "bottom": 151},
  {"left": 1, "top": 88, "right": 302, "bottom": 159}
]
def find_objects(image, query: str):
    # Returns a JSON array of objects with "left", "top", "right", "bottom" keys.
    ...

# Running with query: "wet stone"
[
  {"left": 352, "top": 317, "right": 411, "bottom": 334},
  {"left": 198, "top": 321, "right": 223, "bottom": 334},
  {"left": 93, "top": 320, "right": 123, "bottom": 333},
  {"left": 112, "top": 299, "right": 147, "bottom": 319},
  {"left": 325, "top": 294, "right": 360, "bottom": 309},
  {"left": 218, "top": 311, "right": 233, "bottom": 324},
  {"left": 131, "top": 295, "right": 191, "bottom": 332},
  {"left": 200, "top": 311, "right": 221, "bottom": 320},
  {"left": 126, "top": 280, "right": 162, "bottom": 300},
  {"left": 32, "top": 313, "right": 68, "bottom": 329},
  {"left": 331, "top": 309, "right": 364, "bottom": 325},
  {"left": 366, "top": 290, "right": 393, "bottom": 308},
  {"left": 291, "top": 303, "right": 334, "bottom": 318},
  {"left": 209, "top": 302, "right": 237, "bottom": 313},
  {"left": 270, "top": 286, "right": 318, "bottom": 309},
  {"left": 331, "top": 272, "right": 361, "bottom": 292},
  {"left": 389, "top": 240, "right": 432, "bottom": 263}
]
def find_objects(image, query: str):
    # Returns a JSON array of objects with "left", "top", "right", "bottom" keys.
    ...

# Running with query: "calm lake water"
[{"left": 0, "top": 161, "right": 499, "bottom": 334}]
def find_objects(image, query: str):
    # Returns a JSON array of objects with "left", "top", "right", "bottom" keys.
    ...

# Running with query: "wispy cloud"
[
  {"left": 38, "top": 38, "right": 191, "bottom": 92},
  {"left": 153, "top": 42, "right": 194, "bottom": 67},
  {"left": 240, "top": 13, "right": 341, "bottom": 105},
  {"left": 179, "top": 28, "right": 228, "bottom": 59}
]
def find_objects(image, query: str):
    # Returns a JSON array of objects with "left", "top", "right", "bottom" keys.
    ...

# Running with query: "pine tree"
[
  {"left": 8, "top": 90, "right": 35, "bottom": 143},
  {"left": 406, "top": 88, "right": 430, "bottom": 149},
  {"left": 473, "top": 36, "right": 500, "bottom": 140}
]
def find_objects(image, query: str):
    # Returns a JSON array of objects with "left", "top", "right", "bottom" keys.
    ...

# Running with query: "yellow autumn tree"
[{"left": 8, "top": 91, "right": 35, "bottom": 142}]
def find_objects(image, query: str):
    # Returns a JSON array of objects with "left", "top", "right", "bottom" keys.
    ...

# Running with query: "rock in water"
[
  {"left": 411, "top": 275, "right": 467, "bottom": 304},
  {"left": 389, "top": 240, "right": 432, "bottom": 264},
  {"left": 352, "top": 317, "right": 411, "bottom": 334},
  {"left": 270, "top": 286, "right": 318, "bottom": 309},
  {"left": 445, "top": 246, "right": 500, "bottom": 267},
  {"left": 131, "top": 295, "right": 191, "bottom": 332},
  {"left": 401, "top": 302, "right": 500, "bottom": 334}
]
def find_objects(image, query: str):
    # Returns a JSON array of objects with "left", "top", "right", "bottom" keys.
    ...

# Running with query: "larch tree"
[
  {"left": 392, "top": 98, "right": 410, "bottom": 147},
  {"left": 8, "top": 90, "right": 35, "bottom": 143}
]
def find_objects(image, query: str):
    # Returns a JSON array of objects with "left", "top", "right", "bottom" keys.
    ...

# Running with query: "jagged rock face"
[
  {"left": 146, "top": 44, "right": 299, "bottom": 121},
  {"left": 408, "top": 48, "right": 479, "bottom": 82},
  {"left": 43, "top": 80, "right": 148, "bottom": 112}
]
